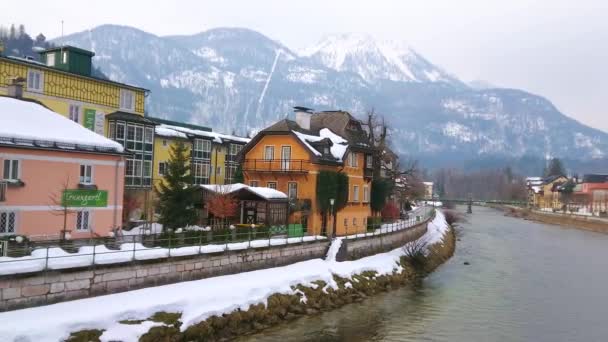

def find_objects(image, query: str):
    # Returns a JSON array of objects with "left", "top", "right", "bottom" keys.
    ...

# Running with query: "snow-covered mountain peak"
[{"left": 301, "top": 33, "right": 457, "bottom": 84}]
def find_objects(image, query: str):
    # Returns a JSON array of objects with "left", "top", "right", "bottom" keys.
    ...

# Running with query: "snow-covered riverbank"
[{"left": 0, "top": 211, "right": 450, "bottom": 342}]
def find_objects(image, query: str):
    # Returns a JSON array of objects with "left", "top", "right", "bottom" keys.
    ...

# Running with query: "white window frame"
[
  {"left": 348, "top": 152, "right": 358, "bottom": 168},
  {"left": 158, "top": 162, "right": 168, "bottom": 176},
  {"left": 143, "top": 161, "right": 152, "bottom": 178},
  {"left": 27, "top": 69, "right": 43, "bottom": 93},
  {"left": 366, "top": 155, "right": 373, "bottom": 169},
  {"left": 229, "top": 143, "right": 242, "bottom": 156},
  {"left": 116, "top": 122, "right": 126, "bottom": 140},
  {"left": 264, "top": 146, "right": 274, "bottom": 161},
  {"left": 267, "top": 181, "right": 277, "bottom": 189},
  {"left": 288, "top": 182, "right": 298, "bottom": 200},
  {"left": 2, "top": 159, "right": 20, "bottom": 181},
  {"left": 79, "top": 164, "right": 93, "bottom": 184},
  {"left": 353, "top": 185, "right": 360, "bottom": 202},
  {"left": 363, "top": 185, "right": 370, "bottom": 203},
  {"left": 119, "top": 89, "right": 135, "bottom": 111},
  {"left": 69, "top": 104, "right": 81, "bottom": 123},
  {"left": 109, "top": 122, "right": 116, "bottom": 139},
  {"left": 46, "top": 53, "right": 55, "bottom": 67},
  {"left": 144, "top": 127, "right": 154, "bottom": 144},
  {"left": 62, "top": 51, "right": 68, "bottom": 64},
  {"left": 250, "top": 180, "right": 259, "bottom": 187},
  {"left": 0, "top": 211, "right": 17, "bottom": 235},
  {"left": 75, "top": 210, "right": 91, "bottom": 231}
]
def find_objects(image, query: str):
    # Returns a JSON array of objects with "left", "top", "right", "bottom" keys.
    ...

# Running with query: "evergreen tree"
[
  {"left": 155, "top": 141, "right": 200, "bottom": 230},
  {"left": 370, "top": 179, "right": 392, "bottom": 214},
  {"left": 544, "top": 158, "right": 566, "bottom": 177},
  {"left": 233, "top": 165, "right": 244, "bottom": 183}
]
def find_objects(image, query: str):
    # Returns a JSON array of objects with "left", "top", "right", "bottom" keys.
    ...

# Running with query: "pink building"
[{"left": 0, "top": 97, "right": 126, "bottom": 240}]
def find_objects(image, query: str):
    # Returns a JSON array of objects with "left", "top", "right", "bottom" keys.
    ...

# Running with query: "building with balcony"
[
  {"left": 0, "top": 96, "right": 126, "bottom": 239},
  {"left": 241, "top": 107, "right": 374, "bottom": 236}
]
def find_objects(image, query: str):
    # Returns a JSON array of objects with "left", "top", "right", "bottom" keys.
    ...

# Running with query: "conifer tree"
[
  {"left": 543, "top": 158, "right": 566, "bottom": 177},
  {"left": 155, "top": 141, "right": 200, "bottom": 230}
]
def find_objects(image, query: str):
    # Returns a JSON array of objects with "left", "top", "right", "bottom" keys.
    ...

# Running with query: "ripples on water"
[{"left": 239, "top": 207, "right": 608, "bottom": 342}]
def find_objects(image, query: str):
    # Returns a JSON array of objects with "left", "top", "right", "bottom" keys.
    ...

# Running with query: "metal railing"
[
  {"left": 0, "top": 207, "right": 434, "bottom": 275},
  {"left": 242, "top": 159, "right": 310, "bottom": 173}
]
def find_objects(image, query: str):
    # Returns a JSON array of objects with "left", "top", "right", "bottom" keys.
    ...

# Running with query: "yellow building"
[
  {"left": 531, "top": 175, "right": 568, "bottom": 210},
  {"left": 0, "top": 45, "right": 156, "bottom": 222},
  {"left": 241, "top": 108, "right": 374, "bottom": 237},
  {"left": 150, "top": 118, "right": 250, "bottom": 188}
]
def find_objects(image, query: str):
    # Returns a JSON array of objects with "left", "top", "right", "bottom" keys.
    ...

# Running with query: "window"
[
  {"left": 2, "top": 159, "right": 20, "bottom": 180},
  {"left": 193, "top": 139, "right": 211, "bottom": 159},
  {"left": 264, "top": 146, "right": 274, "bottom": 160},
  {"left": 76, "top": 211, "right": 90, "bottom": 231},
  {"left": 229, "top": 144, "right": 243, "bottom": 156},
  {"left": 144, "top": 127, "right": 154, "bottom": 143},
  {"left": 116, "top": 122, "right": 125, "bottom": 140},
  {"left": 323, "top": 146, "right": 330, "bottom": 155},
  {"left": 158, "top": 162, "right": 168, "bottom": 176},
  {"left": 366, "top": 155, "right": 373, "bottom": 169},
  {"left": 143, "top": 161, "right": 152, "bottom": 178},
  {"left": 250, "top": 180, "right": 259, "bottom": 187},
  {"left": 288, "top": 182, "right": 298, "bottom": 200},
  {"left": 193, "top": 161, "right": 210, "bottom": 184},
  {"left": 109, "top": 122, "right": 116, "bottom": 139},
  {"left": 363, "top": 186, "right": 370, "bottom": 203},
  {"left": 226, "top": 165, "right": 237, "bottom": 183},
  {"left": 353, "top": 185, "right": 360, "bottom": 202},
  {"left": 162, "top": 139, "right": 168, "bottom": 147},
  {"left": 348, "top": 152, "right": 358, "bottom": 167},
  {"left": 267, "top": 182, "right": 277, "bottom": 189},
  {"left": 62, "top": 51, "right": 68, "bottom": 63},
  {"left": 0, "top": 211, "right": 16, "bottom": 234},
  {"left": 120, "top": 89, "right": 135, "bottom": 111},
  {"left": 80, "top": 165, "right": 93, "bottom": 184},
  {"left": 353, "top": 218, "right": 357, "bottom": 226},
  {"left": 127, "top": 125, "right": 136, "bottom": 141},
  {"left": 69, "top": 104, "right": 80, "bottom": 123},
  {"left": 344, "top": 218, "right": 348, "bottom": 227},
  {"left": 46, "top": 53, "right": 55, "bottom": 66},
  {"left": 27, "top": 69, "right": 43, "bottom": 92}
]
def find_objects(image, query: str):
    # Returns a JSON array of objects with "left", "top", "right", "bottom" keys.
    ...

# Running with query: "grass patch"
[
  {"left": 149, "top": 311, "right": 182, "bottom": 327},
  {"left": 64, "top": 329, "right": 104, "bottom": 342}
]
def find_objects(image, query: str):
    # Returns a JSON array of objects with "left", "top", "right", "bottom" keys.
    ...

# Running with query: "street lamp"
[{"left": 329, "top": 198, "right": 335, "bottom": 237}]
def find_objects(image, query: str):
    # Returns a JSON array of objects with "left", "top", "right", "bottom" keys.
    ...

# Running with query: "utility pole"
[{"left": 467, "top": 193, "right": 473, "bottom": 214}]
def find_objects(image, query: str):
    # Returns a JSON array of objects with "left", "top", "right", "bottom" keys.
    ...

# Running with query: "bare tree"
[{"left": 49, "top": 176, "right": 76, "bottom": 241}]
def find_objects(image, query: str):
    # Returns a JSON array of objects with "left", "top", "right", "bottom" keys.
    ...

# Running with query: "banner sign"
[
  {"left": 62, "top": 190, "right": 108, "bottom": 207},
  {"left": 84, "top": 109, "right": 96, "bottom": 131}
]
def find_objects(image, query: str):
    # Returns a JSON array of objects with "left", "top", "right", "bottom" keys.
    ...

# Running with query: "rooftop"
[{"left": 0, "top": 96, "right": 124, "bottom": 154}]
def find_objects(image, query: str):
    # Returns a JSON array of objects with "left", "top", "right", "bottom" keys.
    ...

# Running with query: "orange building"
[
  {"left": 241, "top": 107, "right": 373, "bottom": 236},
  {"left": 0, "top": 96, "right": 126, "bottom": 240}
]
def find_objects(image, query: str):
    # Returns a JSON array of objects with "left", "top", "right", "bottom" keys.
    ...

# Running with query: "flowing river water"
[{"left": 239, "top": 206, "right": 608, "bottom": 342}]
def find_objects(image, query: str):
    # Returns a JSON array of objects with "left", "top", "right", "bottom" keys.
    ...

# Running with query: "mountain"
[{"left": 52, "top": 25, "right": 608, "bottom": 169}]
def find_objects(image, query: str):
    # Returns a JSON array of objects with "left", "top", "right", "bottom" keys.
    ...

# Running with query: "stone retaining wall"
[
  {"left": 0, "top": 218, "right": 431, "bottom": 312},
  {"left": 343, "top": 221, "right": 428, "bottom": 260},
  {"left": 0, "top": 240, "right": 330, "bottom": 312}
]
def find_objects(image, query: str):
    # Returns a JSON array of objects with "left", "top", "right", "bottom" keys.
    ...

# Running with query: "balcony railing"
[
  {"left": 243, "top": 159, "right": 310, "bottom": 173},
  {"left": 0, "top": 181, "right": 6, "bottom": 202}
]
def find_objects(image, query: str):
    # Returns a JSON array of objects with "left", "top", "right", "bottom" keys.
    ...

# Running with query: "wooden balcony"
[{"left": 243, "top": 159, "right": 310, "bottom": 173}]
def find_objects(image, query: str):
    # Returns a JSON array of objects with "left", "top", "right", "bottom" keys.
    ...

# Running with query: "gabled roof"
[
  {"left": 199, "top": 183, "right": 287, "bottom": 201},
  {"left": 157, "top": 124, "right": 250, "bottom": 144}
]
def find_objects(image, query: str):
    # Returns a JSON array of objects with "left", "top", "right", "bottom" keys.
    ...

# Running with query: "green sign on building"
[
  {"left": 62, "top": 190, "right": 108, "bottom": 207},
  {"left": 84, "top": 108, "right": 96, "bottom": 131}
]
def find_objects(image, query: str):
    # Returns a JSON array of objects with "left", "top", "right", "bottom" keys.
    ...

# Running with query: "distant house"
[
  {"left": 240, "top": 107, "right": 374, "bottom": 236},
  {"left": 423, "top": 182, "right": 434, "bottom": 199},
  {"left": 527, "top": 175, "right": 568, "bottom": 210},
  {"left": 0, "top": 96, "right": 126, "bottom": 239},
  {"left": 576, "top": 174, "right": 608, "bottom": 215}
]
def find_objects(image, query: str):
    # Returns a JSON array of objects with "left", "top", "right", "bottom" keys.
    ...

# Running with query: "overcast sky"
[{"left": 2, "top": 0, "right": 607, "bottom": 132}]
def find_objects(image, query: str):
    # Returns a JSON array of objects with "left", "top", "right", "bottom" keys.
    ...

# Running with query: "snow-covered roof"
[
  {"left": 531, "top": 186, "right": 542, "bottom": 194},
  {"left": 0, "top": 97, "right": 124, "bottom": 153},
  {"left": 155, "top": 125, "right": 188, "bottom": 139},
  {"left": 158, "top": 124, "right": 250, "bottom": 144},
  {"left": 200, "top": 183, "right": 287, "bottom": 200},
  {"left": 293, "top": 128, "right": 349, "bottom": 161},
  {"left": 423, "top": 182, "right": 433, "bottom": 186}
]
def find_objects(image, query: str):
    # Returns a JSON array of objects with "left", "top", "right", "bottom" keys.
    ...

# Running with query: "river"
[{"left": 239, "top": 206, "right": 608, "bottom": 342}]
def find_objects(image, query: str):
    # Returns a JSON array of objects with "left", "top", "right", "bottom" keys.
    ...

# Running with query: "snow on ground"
[
  {"left": 0, "top": 236, "right": 326, "bottom": 276},
  {"left": 0, "top": 211, "right": 449, "bottom": 342},
  {"left": 325, "top": 237, "right": 343, "bottom": 261}
]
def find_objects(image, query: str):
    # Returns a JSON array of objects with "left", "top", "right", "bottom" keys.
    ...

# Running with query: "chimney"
[
  {"left": 294, "top": 106, "right": 313, "bottom": 130},
  {"left": 7, "top": 77, "right": 25, "bottom": 99}
]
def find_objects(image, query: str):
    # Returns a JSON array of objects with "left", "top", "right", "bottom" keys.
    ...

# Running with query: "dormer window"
[
  {"left": 323, "top": 147, "right": 330, "bottom": 155},
  {"left": 120, "top": 89, "right": 135, "bottom": 111},
  {"left": 46, "top": 53, "right": 55, "bottom": 67}
]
